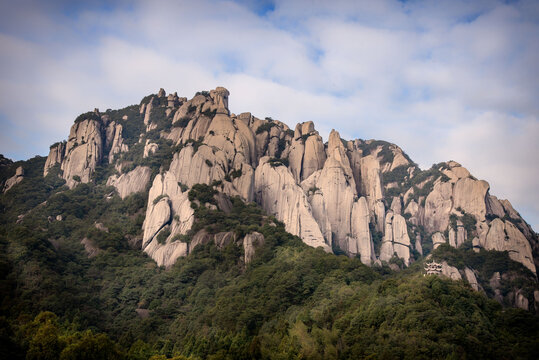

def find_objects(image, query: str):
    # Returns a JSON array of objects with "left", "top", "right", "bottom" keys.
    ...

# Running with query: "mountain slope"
[{"left": 0, "top": 87, "right": 538, "bottom": 359}]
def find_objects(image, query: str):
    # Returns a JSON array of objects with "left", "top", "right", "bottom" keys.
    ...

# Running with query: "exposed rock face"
[
  {"left": 481, "top": 218, "right": 536, "bottom": 274},
  {"left": 39, "top": 86, "right": 539, "bottom": 281},
  {"left": 255, "top": 157, "right": 330, "bottom": 252},
  {"left": 432, "top": 232, "right": 446, "bottom": 250},
  {"left": 142, "top": 172, "right": 194, "bottom": 267},
  {"left": 287, "top": 122, "right": 326, "bottom": 182},
  {"left": 380, "top": 212, "right": 411, "bottom": 265},
  {"left": 107, "top": 122, "right": 128, "bottom": 163},
  {"left": 44, "top": 142, "right": 65, "bottom": 176},
  {"left": 143, "top": 97, "right": 154, "bottom": 126},
  {"left": 464, "top": 267, "right": 479, "bottom": 291},
  {"left": 62, "top": 118, "right": 104, "bottom": 188},
  {"left": 143, "top": 140, "right": 159, "bottom": 158},
  {"left": 106, "top": 166, "right": 152, "bottom": 199},
  {"left": 210, "top": 87, "right": 230, "bottom": 114},
  {"left": 3, "top": 166, "right": 24, "bottom": 192},
  {"left": 423, "top": 181, "right": 452, "bottom": 233},
  {"left": 81, "top": 237, "right": 101, "bottom": 258},
  {"left": 441, "top": 261, "right": 462, "bottom": 280},
  {"left": 360, "top": 155, "right": 383, "bottom": 213},
  {"left": 243, "top": 232, "right": 265, "bottom": 263},
  {"left": 453, "top": 177, "right": 489, "bottom": 221}
]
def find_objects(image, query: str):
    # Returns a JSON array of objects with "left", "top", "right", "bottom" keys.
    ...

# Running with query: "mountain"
[{"left": 0, "top": 87, "right": 537, "bottom": 359}]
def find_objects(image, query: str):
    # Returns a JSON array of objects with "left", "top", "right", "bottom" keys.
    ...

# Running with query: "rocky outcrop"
[
  {"left": 243, "top": 232, "right": 265, "bottom": 263},
  {"left": 38, "top": 86, "right": 538, "bottom": 281},
  {"left": 106, "top": 166, "right": 151, "bottom": 199},
  {"left": 106, "top": 122, "right": 128, "bottom": 163},
  {"left": 3, "top": 166, "right": 24, "bottom": 192},
  {"left": 287, "top": 122, "right": 326, "bottom": 182},
  {"left": 44, "top": 142, "right": 65, "bottom": 176},
  {"left": 453, "top": 177, "right": 489, "bottom": 221},
  {"left": 255, "top": 157, "right": 330, "bottom": 252},
  {"left": 380, "top": 211, "right": 411, "bottom": 265},
  {"left": 61, "top": 118, "right": 104, "bottom": 188},
  {"left": 142, "top": 172, "right": 194, "bottom": 267},
  {"left": 481, "top": 218, "right": 536, "bottom": 274},
  {"left": 441, "top": 261, "right": 462, "bottom": 280},
  {"left": 423, "top": 181, "right": 452, "bottom": 233},
  {"left": 432, "top": 232, "right": 446, "bottom": 250},
  {"left": 143, "top": 140, "right": 159, "bottom": 158},
  {"left": 464, "top": 267, "right": 480, "bottom": 291},
  {"left": 359, "top": 155, "right": 383, "bottom": 213}
]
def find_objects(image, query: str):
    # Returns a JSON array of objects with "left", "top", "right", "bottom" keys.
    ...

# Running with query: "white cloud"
[{"left": 0, "top": 0, "right": 537, "bottom": 229}]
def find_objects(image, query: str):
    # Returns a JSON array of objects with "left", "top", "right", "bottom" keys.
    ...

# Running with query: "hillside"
[{"left": 0, "top": 87, "right": 538, "bottom": 359}]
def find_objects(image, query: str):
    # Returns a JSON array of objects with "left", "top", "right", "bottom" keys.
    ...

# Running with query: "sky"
[{"left": 0, "top": 0, "right": 538, "bottom": 229}]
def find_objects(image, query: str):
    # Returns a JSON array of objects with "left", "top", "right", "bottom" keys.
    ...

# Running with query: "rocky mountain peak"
[{"left": 35, "top": 86, "right": 538, "bottom": 303}]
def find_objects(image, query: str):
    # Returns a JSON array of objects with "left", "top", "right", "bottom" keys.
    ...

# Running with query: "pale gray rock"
[
  {"left": 213, "top": 231, "right": 236, "bottom": 249},
  {"left": 350, "top": 197, "right": 376, "bottom": 265},
  {"left": 81, "top": 237, "right": 101, "bottom": 258},
  {"left": 62, "top": 118, "right": 104, "bottom": 188},
  {"left": 514, "top": 290, "right": 529, "bottom": 310},
  {"left": 486, "top": 195, "right": 506, "bottom": 218},
  {"left": 3, "top": 166, "right": 24, "bottom": 192},
  {"left": 441, "top": 261, "right": 462, "bottom": 280},
  {"left": 360, "top": 154, "right": 383, "bottom": 212},
  {"left": 106, "top": 166, "right": 151, "bottom": 199},
  {"left": 415, "top": 234, "right": 423, "bottom": 255},
  {"left": 107, "top": 122, "right": 128, "bottom": 163},
  {"left": 243, "top": 232, "right": 265, "bottom": 263},
  {"left": 423, "top": 181, "right": 452, "bottom": 233},
  {"left": 44, "top": 142, "right": 65, "bottom": 176},
  {"left": 143, "top": 97, "right": 154, "bottom": 125},
  {"left": 143, "top": 140, "right": 159, "bottom": 158},
  {"left": 390, "top": 196, "right": 402, "bottom": 215},
  {"left": 210, "top": 87, "right": 230, "bottom": 115},
  {"left": 432, "top": 232, "right": 446, "bottom": 250},
  {"left": 379, "top": 211, "right": 411, "bottom": 265},
  {"left": 481, "top": 218, "right": 536, "bottom": 274},
  {"left": 254, "top": 157, "right": 330, "bottom": 251},
  {"left": 389, "top": 151, "right": 409, "bottom": 171},
  {"left": 142, "top": 172, "right": 194, "bottom": 267},
  {"left": 374, "top": 201, "right": 386, "bottom": 233},
  {"left": 464, "top": 267, "right": 479, "bottom": 291},
  {"left": 453, "top": 177, "right": 489, "bottom": 221}
]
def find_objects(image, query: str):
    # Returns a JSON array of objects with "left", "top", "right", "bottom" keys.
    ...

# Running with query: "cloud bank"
[{"left": 0, "top": 0, "right": 538, "bottom": 229}]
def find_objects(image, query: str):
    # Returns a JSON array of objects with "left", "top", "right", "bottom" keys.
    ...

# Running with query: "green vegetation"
[
  {"left": 268, "top": 157, "right": 289, "bottom": 168},
  {"left": 156, "top": 228, "right": 171, "bottom": 244},
  {"left": 256, "top": 121, "right": 277, "bottom": 135},
  {"left": 74, "top": 111, "right": 101, "bottom": 123},
  {"left": 0, "top": 161, "right": 538, "bottom": 359},
  {"left": 1, "top": 100, "right": 538, "bottom": 359},
  {"left": 432, "top": 243, "right": 537, "bottom": 301}
]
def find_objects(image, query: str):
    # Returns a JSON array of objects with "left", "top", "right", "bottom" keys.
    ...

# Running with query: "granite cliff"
[{"left": 28, "top": 86, "right": 538, "bottom": 310}]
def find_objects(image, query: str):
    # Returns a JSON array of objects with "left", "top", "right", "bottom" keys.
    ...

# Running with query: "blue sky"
[{"left": 0, "top": 0, "right": 538, "bottom": 230}]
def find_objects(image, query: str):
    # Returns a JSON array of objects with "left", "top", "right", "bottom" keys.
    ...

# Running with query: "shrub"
[
  {"left": 156, "top": 228, "right": 171, "bottom": 244},
  {"left": 153, "top": 194, "right": 168, "bottom": 205},
  {"left": 256, "top": 122, "right": 276, "bottom": 135}
]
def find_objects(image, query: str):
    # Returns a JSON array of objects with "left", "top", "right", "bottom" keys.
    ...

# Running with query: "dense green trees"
[{"left": 0, "top": 143, "right": 538, "bottom": 359}]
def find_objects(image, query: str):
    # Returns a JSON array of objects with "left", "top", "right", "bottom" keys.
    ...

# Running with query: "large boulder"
[
  {"left": 380, "top": 211, "right": 411, "bottom": 266},
  {"left": 62, "top": 118, "right": 104, "bottom": 188},
  {"left": 44, "top": 142, "right": 65, "bottom": 176},
  {"left": 481, "top": 218, "right": 536, "bottom": 274},
  {"left": 106, "top": 166, "right": 152, "bottom": 199},
  {"left": 142, "top": 172, "right": 194, "bottom": 266},
  {"left": 3, "top": 166, "right": 24, "bottom": 192}
]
